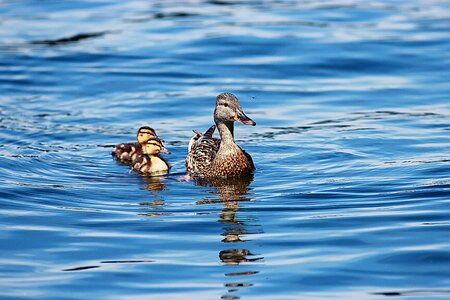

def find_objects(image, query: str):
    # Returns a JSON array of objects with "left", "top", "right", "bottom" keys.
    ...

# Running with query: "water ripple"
[{"left": 1, "top": 0, "right": 449, "bottom": 299}]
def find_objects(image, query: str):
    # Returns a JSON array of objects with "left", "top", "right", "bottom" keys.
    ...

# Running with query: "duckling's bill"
[{"left": 160, "top": 147, "right": 171, "bottom": 155}]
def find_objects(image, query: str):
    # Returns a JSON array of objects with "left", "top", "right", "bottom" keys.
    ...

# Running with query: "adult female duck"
[{"left": 186, "top": 93, "right": 256, "bottom": 179}]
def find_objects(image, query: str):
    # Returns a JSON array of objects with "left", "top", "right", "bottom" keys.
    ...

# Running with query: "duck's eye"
[{"left": 222, "top": 103, "right": 229, "bottom": 107}]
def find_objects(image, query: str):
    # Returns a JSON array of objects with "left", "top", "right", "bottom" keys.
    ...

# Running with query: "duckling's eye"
[{"left": 222, "top": 103, "right": 229, "bottom": 107}]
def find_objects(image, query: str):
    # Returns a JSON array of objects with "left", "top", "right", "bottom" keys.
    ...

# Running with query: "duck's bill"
[{"left": 234, "top": 112, "right": 256, "bottom": 126}]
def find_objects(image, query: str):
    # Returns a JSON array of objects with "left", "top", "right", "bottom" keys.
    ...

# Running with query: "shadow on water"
[{"left": 194, "top": 176, "right": 264, "bottom": 299}]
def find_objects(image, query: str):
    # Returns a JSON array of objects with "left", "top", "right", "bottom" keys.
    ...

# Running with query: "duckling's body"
[
  {"left": 132, "top": 138, "right": 171, "bottom": 176},
  {"left": 186, "top": 93, "right": 256, "bottom": 179},
  {"left": 113, "top": 141, "right": 143, "bottom": 164},
  {"left": 133, "top": 155, "right": 171, "bottom": 175},
  {"left": 113, "top": 126, "right": 157, "bottom": 164}
]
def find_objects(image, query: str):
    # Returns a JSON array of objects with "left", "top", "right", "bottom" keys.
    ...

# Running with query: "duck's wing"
[
  {"left": 185, "top": 126, "right": 220, "bottom": 174},
  {"left": 188, "top": 132, "right": 202, "bottom": 152},
  {"left": 189, "top": 125, "right": 216, "bottom": 152},
  {"left": 239, "top": 146, "right": 255, "bottom": 171},
  {"left": 203, "top": 125, "right": 216, "bottom": 138}
]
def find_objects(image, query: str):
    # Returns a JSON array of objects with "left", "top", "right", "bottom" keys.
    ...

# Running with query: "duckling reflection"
[
  {"left": 194, "top": 176, "right": 263, "bottom": 299},
  {"left": 138, "top": 176, "right": 167, "bottom": 217},
  {"left": 140, "top": 175, "right": 166, "bottom": 192}
]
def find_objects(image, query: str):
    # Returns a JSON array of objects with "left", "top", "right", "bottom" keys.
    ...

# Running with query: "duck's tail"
[{"left": 203, "top": 124, "right": 216, "bottom": 139}]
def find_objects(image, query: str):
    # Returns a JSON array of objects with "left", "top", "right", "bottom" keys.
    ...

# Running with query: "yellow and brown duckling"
[
  {"left": 132, "top": 138, "right": 171, "bottom": 176},
  {"left": 185, "top": 92, "right": 256, "bottom": 179},
  {"left": 112, "top": 126, "right": 160, "bottom": 164}
]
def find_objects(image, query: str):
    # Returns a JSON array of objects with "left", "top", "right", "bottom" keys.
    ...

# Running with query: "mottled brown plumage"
[
  {"left": 186, "top": 125, "right": 220, "bottom": 174},
  {"left": 132, "top": 138, "right": 171, "bottom": 176},
  {"left": 112, "top": 126, "right": 158, "bottom": 164},
  {"left": 186, "top": 93, "right": 256, "bottom": 179}
]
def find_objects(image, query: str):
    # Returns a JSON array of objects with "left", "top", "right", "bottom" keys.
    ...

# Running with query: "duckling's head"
[
  {"left": 143, "top": 138, "right": 171, "bottom": 155},
  {"left": 214, "top": 93, "right": 256, "bottom": 126},
  {"left": 137, "top": 126, "right": 157, "bottom": 144}
]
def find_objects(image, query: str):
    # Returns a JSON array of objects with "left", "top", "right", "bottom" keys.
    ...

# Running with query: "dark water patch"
[
  {"left": 63, "top": 260, "right": 154, "bottom": 272},
  {"left": 373, "top": 289, "right": 450, "bottom": 297},
  {"left": 28, "top": 31, "right": 113, "bottom": 46},
  {"left": 63, "top": 265, "right": 100, "bottom": 272},
  {"left": 225, "top": 271, "right": 259, "bottom": 276},
  {"left": 101, "top": 260, "right": 154, "bottom": 264},
  {"left": 154, "top": 12, "right": 199, "bottom": 19}
]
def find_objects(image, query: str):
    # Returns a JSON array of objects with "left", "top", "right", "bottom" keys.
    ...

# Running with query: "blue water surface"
[{"left": 1, "top": 0, "right": 449, "bottom": 299}]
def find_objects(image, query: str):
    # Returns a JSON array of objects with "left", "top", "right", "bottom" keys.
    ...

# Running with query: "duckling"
[
  {"left": 185, "top": 93, "right": 256, "bottom": 178},
  {"left": 112, "top": 126, "right": 160, "bottom": 164},
  {"left": 132, "top": 138, "right": 171, "bottom": 176}
]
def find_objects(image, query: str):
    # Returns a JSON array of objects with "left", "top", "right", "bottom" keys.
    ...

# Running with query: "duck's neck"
[{"left": 217, "top": 121, "right": 235, "bottom": 145}]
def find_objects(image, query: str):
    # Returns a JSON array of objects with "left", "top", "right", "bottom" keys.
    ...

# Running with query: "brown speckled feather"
[
  {"left": 240, "top": 146, "right": 255, "bottom": 170},
  {"left": 186, "top": 130, "right": 254, "bottom": 178},
  {"left": 203, "top": 144, "right": 254, "bottom": 178},
  {"left": 186, "top": 125, "right": 220, "bottom": 175},
  {"left": 112, "top": 142, "right": 143, "bottom": 164}
]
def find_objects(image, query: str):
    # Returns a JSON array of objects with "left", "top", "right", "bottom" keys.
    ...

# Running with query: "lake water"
[{"left": 1, "top": 0, "right": 449, "bottom": 299}]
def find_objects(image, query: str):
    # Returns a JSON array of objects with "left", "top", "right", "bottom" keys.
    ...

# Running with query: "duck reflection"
[
  {"left": 138, "top": 176, "right": 167, "bottom": 216},
  {"left": 195, "top": 175, "right": 263, "bottom": 299}
]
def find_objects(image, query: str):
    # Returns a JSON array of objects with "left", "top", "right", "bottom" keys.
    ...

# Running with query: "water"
[{"left": 1, "top": 0, "right": 450, "bottom": 299}]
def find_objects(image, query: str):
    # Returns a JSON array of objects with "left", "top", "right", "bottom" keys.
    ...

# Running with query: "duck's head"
[
  {"left": 137, "top": 126, "right": 157, "bottom": 144},
  {"left": 214, "top": 93, "right": 256, "bottom": 126},
  {"left": 143, "top": 138, "right": 171, "bottom": 155}
]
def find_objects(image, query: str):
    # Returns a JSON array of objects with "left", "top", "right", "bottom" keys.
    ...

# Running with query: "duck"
[
  {"left": 112, "top": 126, "right": 160, "bottom": 164},
  {"left": 132, "top": 138, "right": 171, "bottom": 176},
  {"left": 185, "top": 92, "right": 256, "bottom": 179}
]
